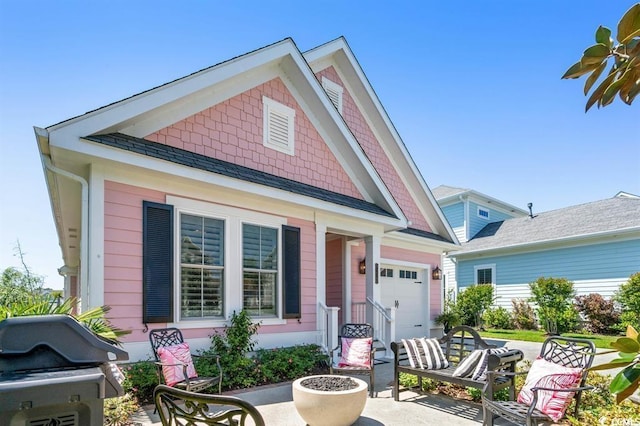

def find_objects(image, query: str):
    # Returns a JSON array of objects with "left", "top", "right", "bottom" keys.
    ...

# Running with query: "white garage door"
[{"left": 380, "top": 266, "right": 428, "bottom": 341}]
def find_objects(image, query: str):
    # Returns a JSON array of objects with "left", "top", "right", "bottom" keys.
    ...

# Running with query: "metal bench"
[{"left": 391, "top": 325, "right": 523, "bottom": 401}]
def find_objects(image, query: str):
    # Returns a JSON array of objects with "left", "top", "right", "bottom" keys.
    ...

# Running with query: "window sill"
[{"left": 169, "top": 317, "right": 287, "bottom": 329}]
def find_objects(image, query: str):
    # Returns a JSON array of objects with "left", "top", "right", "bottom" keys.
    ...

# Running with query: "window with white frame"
[
  {"left": 263, "top": 96, "right": 295, "bottom": 155},
  {"left": 179, "top": 213, "right": 225, "bottom": 319},
  {"left": 322, "top": 77, "right": 343, "bottom": 114},
  {"left": 477, "top": 207, "right": 490, "bottom": 219},
  {"left": 140, "top": 197, "right": 298, "bottom": 325},
  {"left": 474, "top": 264, "right": 495, "bottom": 285},
  {"left": 242, "top": 223, "right": 278, "bottom": 317}
]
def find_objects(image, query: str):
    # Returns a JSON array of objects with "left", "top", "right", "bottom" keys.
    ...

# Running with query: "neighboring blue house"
[
  {"left": 433, "top": 186, "right": 640, "bottom": 309},
  {"left": 432, "top": 185, "right": 527, "bottom": 297}
]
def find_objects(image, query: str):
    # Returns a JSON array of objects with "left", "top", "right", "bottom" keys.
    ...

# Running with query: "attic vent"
[
  {"left": 263, "top": 96, "right": 295, "bottom": 155},
  {"left": 322, "top": 77, "right": 343, "bottom": 114}
]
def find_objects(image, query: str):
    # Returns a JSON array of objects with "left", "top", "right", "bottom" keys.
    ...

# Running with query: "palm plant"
[{"left": 1, "top": 296, "right": 129, "bottom": 346}]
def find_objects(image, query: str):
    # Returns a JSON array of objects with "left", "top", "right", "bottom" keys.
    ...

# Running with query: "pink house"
[{"left": 34, "top": 37, "right": 459, "bottom": 361}]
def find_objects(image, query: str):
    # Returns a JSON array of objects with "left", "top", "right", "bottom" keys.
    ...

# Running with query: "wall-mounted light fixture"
[
  {"left": 432, "top": 265, "right": 442, "bottom": 280},
  {"left": 359, "top": 259, "right": 366, "bottom": 274}
]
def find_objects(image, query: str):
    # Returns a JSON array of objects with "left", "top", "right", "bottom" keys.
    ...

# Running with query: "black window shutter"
[
  {"left": 282, "top": 225, "right": 301, "bottom": 319},
  {"left": 143, "top": 201, "right": 174, "bottom": 323}
]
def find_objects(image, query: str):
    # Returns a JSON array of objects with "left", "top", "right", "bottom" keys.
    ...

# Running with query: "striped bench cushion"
[
  {"left": 401, "top": 337, "right": 449, "bottom": 370},
  {"left": 452, "top": 349, "right": 484, "bottom": 378}
]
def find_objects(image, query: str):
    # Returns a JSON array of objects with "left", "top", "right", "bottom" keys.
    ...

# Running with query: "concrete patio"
[{"left": 130, "top": 338, "right": 621, "bottom": 425}]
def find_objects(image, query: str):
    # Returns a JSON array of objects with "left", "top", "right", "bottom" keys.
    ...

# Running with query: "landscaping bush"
[
  {"left": 121, "top": 360, "right": 157, "bottom": 404},
  {"left": 511, "top": 299, "right": 538, "bottom": 330},
  {"left": 206, "top": 310, "right": 260, "bottom": 389},
  {"left": 455, "top": 284, "right": 494, "bottom": 328},
  {"left": 615, "top": 272, "right": 640, "bottom": 332},
  {"left": 254, "top": 344, "right": 327, "bottom": 384},
  {"left": 435, "top": 290, "right": 460, "bottom": 333},
  {"left": 574, "top": 293, "right": 620, "bottom": 335},
  {"left": 529, "top": 277, "right": 579, "bottom": 334},
  {"left": 482, "top": 306, "right": 514, "bottom": 330},
  {"left": 103, "top": 394, "right": 140, "bottom": 426}
]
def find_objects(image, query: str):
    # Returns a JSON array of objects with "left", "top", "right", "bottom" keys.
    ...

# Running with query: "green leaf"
[
  {"left": 595, "top": 25, "right": 613, "bottom": 48},
  {"left": 610, "top": 337, "right": 640, "bottom": 353},
  {"left": 628, "top": 325, "right": 639, "bottom": 340},
  {"left": 609, "top": 363, "right": 640, "bottom": 394},
  {"left": 586, "top": 70, "right": 617, "bottom": 111},
  {"left": 590, "top": 354, "right": 636, "bottom": 371},
  {"left": 581, "top": 43, "right": 611, "bottom": 65},
  {"left": 617, "top": 377, "right": 640, "bottom": 404},
  {"left": 562, "top": 61, "right": 601, "bottom": 79},
  {"left": 584, "top": 61, "right": 607, "bottom": 95},
  {"left": 621, "top": 27, "right": 640, "bottom": 44},
  {"left": 617, "top": 3, "right": 640, "bottom": 44}
]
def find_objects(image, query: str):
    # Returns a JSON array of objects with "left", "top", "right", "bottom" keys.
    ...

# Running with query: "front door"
[{"left": 380, "top": 266, "right": 427, "bottom": 340}]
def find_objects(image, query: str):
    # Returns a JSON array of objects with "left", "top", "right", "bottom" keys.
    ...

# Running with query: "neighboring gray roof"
[
  {"left": 431, "top": 185, "right": 469, "bottom": 200},
  {"left": 85, "top": 133, "right": 397, "bottom": 218},
  {"left": 455, "top": 196, "right": 640, "bottom": 254}
]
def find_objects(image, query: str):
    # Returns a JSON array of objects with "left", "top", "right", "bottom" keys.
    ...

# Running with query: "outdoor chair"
[
  {"left": 330, "top": 323, "right": 376, "bottom": 397},
  {"left": 154, "top": 384, "right": 265, "bottom": 426},
  {"left": 482, "top": 336, "right": 596, "bottom": 426},
  {"left": 149, "top": 327, "right": 222, "bottom": 394}
]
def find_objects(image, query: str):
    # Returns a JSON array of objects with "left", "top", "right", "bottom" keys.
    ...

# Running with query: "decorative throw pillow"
[
  {"left": 453, "top": 349, "right": 484, "bottom": 378},
  {"left": 517, "top": 357, "right": 583, "bottom": 422},
  {"left": 471, "top": 347, "right": 510, "bottom": 381},
  {"left": 338, "top": 337, "right": 372, "bottom": 368},
  {"left": 401, "top": 337, "right": 449, "bottom": 370},
  {"left": 157, "top": 342, "right": 198, "bottom": 387}
]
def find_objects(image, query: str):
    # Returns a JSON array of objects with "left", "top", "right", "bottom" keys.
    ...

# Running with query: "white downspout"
[{"left": 35, "top": 128, "right": 90, "bottom": 312}]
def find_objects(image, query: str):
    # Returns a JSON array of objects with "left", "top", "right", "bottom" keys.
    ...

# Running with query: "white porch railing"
[
  {"left": 367, "top": 297, "right": 395, "bottom": 357},
  {"left": 351, "top": 299, "right": 396, "bottom": 358},
  {"left": 318, "top": 302, "right": 340, "bottom": 353}
]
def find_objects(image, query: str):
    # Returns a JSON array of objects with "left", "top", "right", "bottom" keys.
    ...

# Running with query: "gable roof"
[
  {"left": 452, "top": 195, "right": 640, "bottom": 256},
  {"left": 85, "top": 133, "right": 395, "bottom": 218},
  {"left": 36, "top": 37, "right": 419, "bottom": 243},
  {"left": 433, "top": 185, "right": 528, "bottom": 216},
  {"left": 304, "top": 38, "right": 458, "bottom": 244}
]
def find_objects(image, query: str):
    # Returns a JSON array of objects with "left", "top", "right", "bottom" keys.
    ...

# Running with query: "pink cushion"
[
  {"left": 517, "top": 357, "right": 583, "bottom": 422},
  {"left": 157, "top": 342, "right": 198, "bottom": 387},
  {"left": 338, "top": 337, "right": 372, "bottom": 368}
]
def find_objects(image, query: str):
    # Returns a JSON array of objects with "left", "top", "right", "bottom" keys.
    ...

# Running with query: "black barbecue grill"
[{"left": 0, "top": 315, "right": 129, "bottom": 426}]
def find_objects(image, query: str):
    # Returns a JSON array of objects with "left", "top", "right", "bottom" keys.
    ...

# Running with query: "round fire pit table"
[{"left": 292, "top": 375, "right": 368, "bottom": 426}]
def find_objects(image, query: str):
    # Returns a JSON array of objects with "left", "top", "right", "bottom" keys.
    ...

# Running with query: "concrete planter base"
[{"left": 292, "top": 375, "right": 367, "bottom": 426}]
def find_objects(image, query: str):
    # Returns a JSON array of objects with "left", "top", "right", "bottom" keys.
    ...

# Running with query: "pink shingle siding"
[
  {"left": 103, "top": 181, "right": 318, "bottom": 340},
  {"left": 316, "top": 67, "right": 431, "bottom": 232},
  {"left": 146, "top": 77, "right": 362, "bottom": 200},
  {"left": 104, "top": 181, "right": 163, "bottom": 341}
]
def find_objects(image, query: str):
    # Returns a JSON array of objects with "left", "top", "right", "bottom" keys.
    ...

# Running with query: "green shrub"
[
  {"left": 121, "top": 360, "right": 157, "bottom": 404},
  {"left": 511, "top": 299, "right": 537, "bottom": 330},
  {"left": 103, "top": 393, "right": 139, "bottom": 426},
  {"left": 615, "top": 272, "right": 640, "bottom": 332},
  {"left": 456, "top": 284, "right": 494, "bottom": 327},
  {"left": 529, "top": 277, "right": 579, "bottom": 334},
  {"left": 574, "top": 293, "right": 620, "bottom": 335},
  {"left": 207, "top": 310, "right": 260, "bottom": 389},
  {"left": 482, "top": 307, "right": 514, "bottom": 329},
  {"left": 254, "top": 344, "right": 327, "bottom": 384}
]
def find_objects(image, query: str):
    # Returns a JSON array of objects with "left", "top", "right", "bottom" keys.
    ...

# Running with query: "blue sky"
[{"left": 1, "top": 1, "right": 639, "bottom": 290}]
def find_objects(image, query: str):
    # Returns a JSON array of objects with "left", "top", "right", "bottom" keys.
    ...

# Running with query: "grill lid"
[{"left": 0, "top": 315, "right": 128, "bottom": 373}]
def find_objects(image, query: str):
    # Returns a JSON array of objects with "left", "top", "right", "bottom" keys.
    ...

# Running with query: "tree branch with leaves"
[{"left": 562, "top": 3, "right": 640, "bottom": 111}]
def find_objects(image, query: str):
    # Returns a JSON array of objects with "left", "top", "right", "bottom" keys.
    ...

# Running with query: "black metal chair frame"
[
  {"left": 482, "top": 335, "right": 596, "bottom": 426},
  {"left": 329, "top": 323, "right": 376, "bottom": 397},
  {"left": 149, "top": 327, "right": 222, "bottom": 394},
  {"left": 154, "top": 384, "right": 265, "bottom": 426}
]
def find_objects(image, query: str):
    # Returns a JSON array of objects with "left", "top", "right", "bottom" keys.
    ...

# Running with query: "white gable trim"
[
  {"left": 44, "top": 38, "right": 407, "bottom": 230},
  {"left": 305, "top": 38, "right": 458, "bottom": 244}
]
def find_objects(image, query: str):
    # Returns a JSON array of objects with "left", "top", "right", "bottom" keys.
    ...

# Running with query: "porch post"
[
  {"left": 316, "top": 222, "right": 327, "bottom": 345},
  {"left": 364, "top": 235, "right": 381, "bottom": 325},
  {"left": 327, "top": 306, "right": 340, "bottom": 352},
  {"left": 385, "top": 306, "right": 396, "bottom": 358}
]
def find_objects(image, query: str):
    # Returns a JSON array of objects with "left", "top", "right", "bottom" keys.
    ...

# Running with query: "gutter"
[
  {"left": 34, "top": 127, "right": 90, "bottom": 312},
  {"left": 450, "top": 227, "right": 640, "bottom": 258}
]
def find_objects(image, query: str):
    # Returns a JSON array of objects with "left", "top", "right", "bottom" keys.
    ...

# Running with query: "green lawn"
[{"left": 478, "top": 328, "right": 619, "bottom": 349}]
